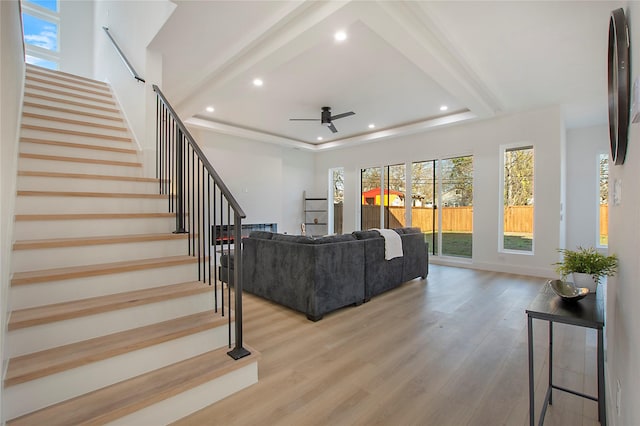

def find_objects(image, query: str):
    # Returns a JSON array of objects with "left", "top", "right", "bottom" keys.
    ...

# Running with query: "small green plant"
[{"left": 554, "top": 246, "right": 618, "bottom": 281}]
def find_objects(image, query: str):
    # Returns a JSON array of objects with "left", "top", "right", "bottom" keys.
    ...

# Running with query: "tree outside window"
[{"left": 502, "top": 146, "right": 534, "bottom": 252}]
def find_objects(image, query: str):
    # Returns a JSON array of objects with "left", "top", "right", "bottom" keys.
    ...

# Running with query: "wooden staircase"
[{"left": 4, "top": 65, "right": 258, "bottom": 425}]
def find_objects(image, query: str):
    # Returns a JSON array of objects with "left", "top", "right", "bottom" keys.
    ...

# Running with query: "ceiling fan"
[{"left": 290, "top": 106, "right": 355, "bottom": 133}]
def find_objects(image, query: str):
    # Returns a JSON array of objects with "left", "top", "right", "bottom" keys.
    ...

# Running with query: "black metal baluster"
[
  {"left": 208, "top": 176, "right": 211, "bottom": 286},
  {"left": 227, "top": 203, "right": 231, "bottom": 347},
  {"left": 201, "top": 163, "right": 206, "bottom": 283},
  {"left": 196, "top": 159, "right": 201, "bottom": 281},
  {"left": 174, "top": 127, "right": 186, "bottom": 233},
  {"left": 213, "top": 184, "right": 218, "bottom": 312}
]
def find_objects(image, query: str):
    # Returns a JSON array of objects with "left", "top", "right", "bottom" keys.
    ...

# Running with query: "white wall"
[
  {"left": 565, "top": 125, "right": 609, "bottom": 251},
  {"left": 189, "top": 127, "right": 314, "bottom": 235},
  {"left": 93, "top": 0, "right": 175, "bottom": 167},
  {"left": 59, "top": 0, "right": 94, "bottom": 78},
  {"left": 0, "top": 0, "right": 25, "bottom": 421},
  {"left": 605, "top": 3, "right": 640, "bottom": 425},
  {"left": 315, "top": 106, "right": 565, "bottom": 278}
]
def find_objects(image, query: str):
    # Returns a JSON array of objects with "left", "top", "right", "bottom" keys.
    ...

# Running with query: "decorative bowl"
[{"left": 548, "top": 279, "right": 589, "bottom": 302}]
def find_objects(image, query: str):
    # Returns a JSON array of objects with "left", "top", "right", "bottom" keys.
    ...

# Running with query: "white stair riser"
[
  {"left": 7, "top": 292, "right": 217, "bottom": 357},
  {"left": 13, "top": 217, "right": 176, "bottom": 240},
  {"left": 11, "top": 263, "right": 201, "bottom": 309},
  {"left": 12, "top": 238, "right": 190, "bottom": 272},
  {"left": 15, "top": 195, "right": 167, "bottom": 214},
  {"left": 20, "top": 127, "right": 132, "bottom": 148},
  {"left": 23, "top": 94, "right": 121, "bottom": 120},
  {"left": 17, "top": 175, "right": 159, "bottom": 193},
  {"left": 25, "top": 87, "right": 116, "bottom": 110},
  {"left": 22, "top": 116, "right": 129, "bottom": 139},
  {"left": 4, "top": 326, "right": 232, "bottom": 420},
  {"left": 23, "top": 105, "right": 124, "bottom": 127},
  {"left": 108, "top": 361, "right": 257, "bottom": 426},
  {"left": 26, "top": 69, "right": 108, "bottom": 84},
  {"left": 18, "top": 157, "right": 141, "bottom": 176},
  {"left": 26, "top": 72, "right": 110, "bottom": 93},
  {"left": 20, "top": 142, "right": 138, "bottom": 163}
]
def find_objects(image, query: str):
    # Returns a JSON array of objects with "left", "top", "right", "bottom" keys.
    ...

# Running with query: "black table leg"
[
  {"left": 528, "top": 315, "right": 535, "bottom": 426},
  {"left": 598, "top": 328, "right": 606, "bottom": 425},
  {"left": 549, "top": 321, "right": 553, "bottom": 405}
]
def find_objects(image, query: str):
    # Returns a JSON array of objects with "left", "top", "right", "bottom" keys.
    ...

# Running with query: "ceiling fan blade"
[
  {"left": 330, "top": 111, "right": 355, "bottom": 121},
  {"left": 328, "top": 123, "right": 338, "bottom": 133},
  {"left": 289, "top": 118, "right": 319, "bottom": 121}
]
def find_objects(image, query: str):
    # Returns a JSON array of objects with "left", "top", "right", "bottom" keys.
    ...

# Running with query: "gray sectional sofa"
[{"left": 236, "top": 227, "right": 428, "bottom": 321}]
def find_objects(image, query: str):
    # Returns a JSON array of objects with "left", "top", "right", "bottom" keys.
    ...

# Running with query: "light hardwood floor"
[{"left": 174, "top": 265, "right": 601, "bottom": 426}]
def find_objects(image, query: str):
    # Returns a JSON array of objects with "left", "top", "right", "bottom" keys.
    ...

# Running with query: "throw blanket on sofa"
[{"left": 373, "top": 228, "right": 404, "bottom": 260}]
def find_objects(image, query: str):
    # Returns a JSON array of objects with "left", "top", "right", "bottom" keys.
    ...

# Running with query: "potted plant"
[{"left": 554, "top": 246, "right": 618, "bottom": 293}]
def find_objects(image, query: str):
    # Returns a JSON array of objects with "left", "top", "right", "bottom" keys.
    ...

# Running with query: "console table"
[{"left": 526, "top": 283, "right": 606, "bottom": 425}]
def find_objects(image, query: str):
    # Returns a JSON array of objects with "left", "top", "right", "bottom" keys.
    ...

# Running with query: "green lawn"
[{"left": 423, "top": 232, "right": 533, "bottom": 257}]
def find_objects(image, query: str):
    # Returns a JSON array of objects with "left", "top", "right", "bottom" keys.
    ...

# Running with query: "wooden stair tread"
[
  {"left": 26, "top": 65, "right": 109, "bottom": 88},
  {"left": 25, "top": 76, "right": 112, "bottom": 97},
  {"left": 11, "top": 255, "right": 199, "bottom": 287},
  {"left": 24, "top": 84, "right": 115, "bottom": 105},
  {"left": 18, "top": 171, "right": 159, "bottom": 182},
  {"left": 6, "top": 345, "right": 258, "bottom": 426},
  {"left": 20, "top": 137, "right": 136, "bottom": 154},
  {"left": 24, "top": 93, "right": 120, "bottom": 114},
  {"left": 19, "top": 153, "right": 141, "bottom": 167},
  {"left": 22, "top": 112, "right": 127, "bottom": 132},
  {"left": 23, "top": 101, "right": 123, "bottom": 122},
  {"left": 17, "top": 190, "right": 166, "bottom": 198},
  {"left": 14, "top": 212, "right": 175, "bottom": 221},
  {"left": 5, "top": 307, "right": 225, "bottom": 387},
  {"left": 20, "top": 124, "right": 132, "bottom": 142},
  {"left": 8, "top": 280, "right": 210, "bottom": 331},
  {"left": 14, "top": 232, "right": 189, "bottom": 250}
]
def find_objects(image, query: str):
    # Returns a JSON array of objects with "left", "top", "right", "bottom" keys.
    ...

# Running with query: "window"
[
  {"left": 412, "top": 160, "right": 438, "bottom": 255},
  {"left": 411, "top": 156, "right": 474, "bottom": 258},
  {"left": 440, "top": 156, "right": 473, "bottom": 258},
  {"left": 21, "top": 0, "right": 60, "bottom": 70},
  {"left": 384, "top": 164, "right": 406, "bottom": 229},
  {"left": 361, "top": 167, "right": 382, "bottom": 230},
  {"left": 598, "top": 153, "right": 609, "bottom": 247},
  {"left": 501, "top": 146, "right": 534, "bottom": 252},
  {"left": 330, "top": 168, "right": 344, "bottom": 235}
]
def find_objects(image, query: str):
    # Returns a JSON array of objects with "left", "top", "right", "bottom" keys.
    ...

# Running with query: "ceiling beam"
[{"left": 367, "top": 1, "right": 502, "bottom": 119}]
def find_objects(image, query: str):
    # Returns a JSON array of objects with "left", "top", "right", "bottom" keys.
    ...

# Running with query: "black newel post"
[{"left": 228, "top": 213, "right": 250, "bottom": 360}]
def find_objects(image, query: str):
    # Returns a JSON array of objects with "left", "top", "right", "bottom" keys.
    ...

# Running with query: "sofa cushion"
[
  {"left": 249, "top": 230, "right": 273, "bottom": 240},
  {"left": 313, "top": 234, "right": 356, "bottom": 244},
  {"left": 220, "top": 253, "right": 234, "bottom": 268},
  {"left": 394, "top": 227, "right": 422, "bottom": 235},
  {"left": 352, "top": 230, "right": 381, "bottom": 240},
  {"left": 272, "top": 233, "right": 316, "bottom": 244}
]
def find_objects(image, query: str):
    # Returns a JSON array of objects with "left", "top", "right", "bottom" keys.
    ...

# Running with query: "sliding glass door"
[{"left": 411, "top": 156, "right": 473, "bottom": 258}]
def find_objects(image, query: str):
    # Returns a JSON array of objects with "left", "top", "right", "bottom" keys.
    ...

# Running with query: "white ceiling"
[{"left": 148, "top": 0, "right": 624, "bottom": 151}]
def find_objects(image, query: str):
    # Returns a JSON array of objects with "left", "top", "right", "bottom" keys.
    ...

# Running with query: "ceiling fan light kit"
[{"left": 290, "top": 106, "right": 355, "bottom": 134}]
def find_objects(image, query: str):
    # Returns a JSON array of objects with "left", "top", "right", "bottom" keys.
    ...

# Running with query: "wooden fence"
[{"left": 334, "top": 204, "right": 609, "bottom": 236}]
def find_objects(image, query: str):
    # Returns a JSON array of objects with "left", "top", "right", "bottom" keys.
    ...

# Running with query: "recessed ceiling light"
[
  {"left": 205, "top": 106, "right": 215, "bottom": 112},
  {"left": 440, "top": 105, "right": 448, "bottom": 111},
  {"left": 334, "top": 31, "right": 347, "bottom": 42},
  {"left": 253, "top": 78, "right": 263, "bottom": 87},
  {"left": 317, "top": 136, "right": 324, "bottom": 141},
  {"left": 368, "top": 124, "right": 375, "bottom": 129}
]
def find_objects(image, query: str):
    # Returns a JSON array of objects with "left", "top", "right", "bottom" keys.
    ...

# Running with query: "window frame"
[
  {"left": 499, "top": 143, "right": 535, "bottom": 255},
  {"left": 21, "top": 0, "right": 61, "bottom": 70}
]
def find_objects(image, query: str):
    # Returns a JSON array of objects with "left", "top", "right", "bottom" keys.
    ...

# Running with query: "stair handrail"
[
  {"left": 102, "top": 26, "right": 145, "bottom": 83},
  {"left": 153, "top": 85, "right": 245, "bottom": 218},
  {"left": 153, "top": 84, "right": 250, "bottom": 361}
]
